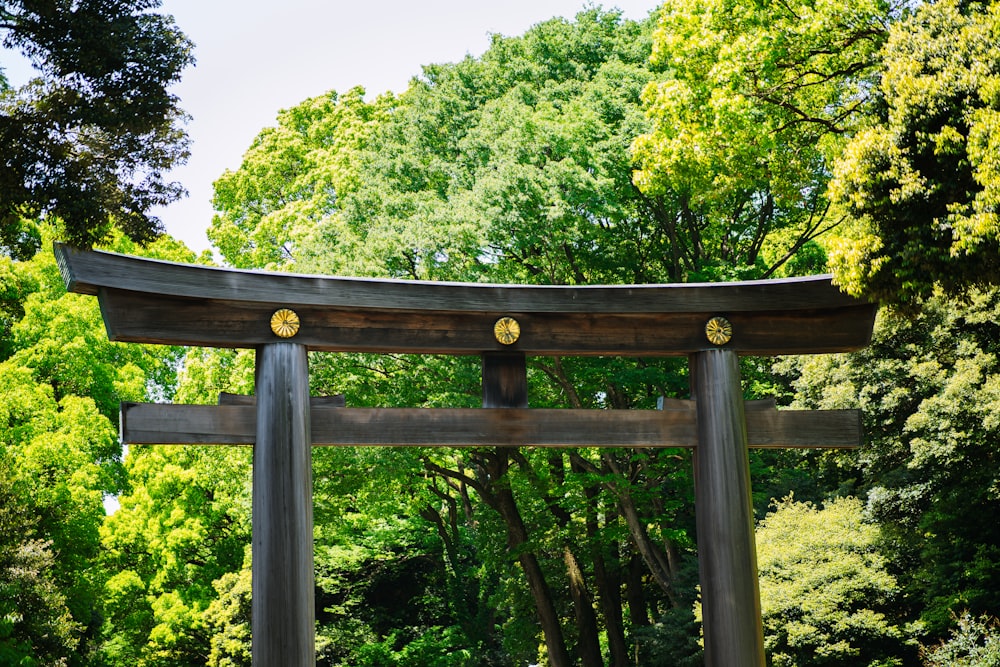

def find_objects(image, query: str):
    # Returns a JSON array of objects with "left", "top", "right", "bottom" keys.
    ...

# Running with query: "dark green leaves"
[{"left": 0, "top": 0, "right": 194, "bottom": 250}]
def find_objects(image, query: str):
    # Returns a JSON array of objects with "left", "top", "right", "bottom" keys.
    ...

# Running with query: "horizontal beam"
[
  {"left": 217, "top": 392, "right": 345, "bottom": 407},
  {"left": 120, "top": 402, "right": 862, "bottom": 449},
  {"left": 94, "top": 287, "right": 876, "bottom": 356},
  {"left": 58, "top": 243, "right": 865, "bottom": 314},
  {"left": 56, "top": 244, "right": 877, "bottom": 356}
]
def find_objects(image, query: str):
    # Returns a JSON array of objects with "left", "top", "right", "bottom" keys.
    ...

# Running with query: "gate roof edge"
[{"left": 55, "top": 243, "right": 878, "bottom": 356}]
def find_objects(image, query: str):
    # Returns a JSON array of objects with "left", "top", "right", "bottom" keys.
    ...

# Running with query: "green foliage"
[
  {"left": 99, "top": 445, "right": 251, "bottom": 666},
  {"left": 0, "top": 232, "right": 190, "bottom": 665},
  {"left": 0, "top": 1, "right": 194, "bottom": 250},
  {"left": 923, "top": 614, "right": 1000, "bottom": 667},
  {"left": 204, "top": 562, "right": 251, "bottom": 667},
  {"left": 0, "top": 450, "right": 80, "bottom": 667},
  {"left": 779, "top": 289, "right": 1000, "bottom": 638},
  {"left": 209, "top": 87, "right": 394, "bottom": 269},
  {"left": 632, "top": 0, "right": 892, "bottom": 281},
  {"left": 757, "top": 496, "right": 918, "bottom": 666},
  {"left": 828, "top": 0, "right": 1000, "bottom": 305}
]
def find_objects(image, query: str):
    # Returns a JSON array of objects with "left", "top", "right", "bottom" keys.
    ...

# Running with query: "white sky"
[{"left": 3, "top": 1, "right": 662, "bottom": 254}]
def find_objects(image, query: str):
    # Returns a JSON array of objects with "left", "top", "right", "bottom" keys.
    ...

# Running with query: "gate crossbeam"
[{"left": 121, "top": 399, "right": 861, "bottom": 450}]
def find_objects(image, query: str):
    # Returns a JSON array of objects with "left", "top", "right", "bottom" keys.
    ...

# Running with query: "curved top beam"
[{"left": 54, "top": 243, "right": 877, "bottom": 356}]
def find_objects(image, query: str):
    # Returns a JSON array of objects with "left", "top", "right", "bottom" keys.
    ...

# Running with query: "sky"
[{"left": 127, "top": 1, "right": 663, "bottom": 253}]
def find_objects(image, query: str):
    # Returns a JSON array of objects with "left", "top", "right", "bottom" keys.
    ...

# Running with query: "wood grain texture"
[
  {"left": 218, "top": 393, "right": 345, "bottom": 407},
  {"left": 483, "top": 353, "right": 528, "bottom": 408},
  {"left": 252, "top": 343, "right": 315, "bottom": 666},
  {"left": 56, "top": 243, "right": 877, "bottom": 355},
  {"left": 56, "top": 243, "right": 866, "bottom": 312},
  {"left": 96, "top": 287, "right": 876, "bottom": 355},
  {"left": 120, "top": 402, "right": 862, "bottom": 449},
  {"left": 692, "top": 349, "right": 766, "bottom": 667}
]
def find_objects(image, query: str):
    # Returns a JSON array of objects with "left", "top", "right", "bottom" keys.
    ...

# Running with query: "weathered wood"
[
  {"left": 218, "top": 392, "right": 345, "bottom": 407},
  {"left": 120, "top": 402, "right": 862, "bottom": 449},
  {"left": 55, "top": 244, "right": 877, "bottom": 356},
  {"left": 93, "top": 287, "right": 876, "bottom": 355},
  {"left": 483, "top": 352, "right": 528, "bottom": 409},
  {"left": 252, "top": 344, "right": 314, "bottom": 667},
  {"left": 692, "top": 350, "right": 766, "bottom": 667},
  {"left": 57, "top": 243, "right": 868, "bottom": 313}
]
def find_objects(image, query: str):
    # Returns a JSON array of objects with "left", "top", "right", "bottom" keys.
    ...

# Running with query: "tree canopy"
[
  {"left": 0, "top": 0, "right": 194, "bottom": 255},
  {"left": 828, "top": 0, "right": 1000, "bottom": 305},
  {"left": 631, "top": 0, "right": 893, "bottom": 281}
]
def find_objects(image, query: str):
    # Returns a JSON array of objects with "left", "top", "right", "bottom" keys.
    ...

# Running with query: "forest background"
[{"left": 3, "top": 0, "right": 1000, "bottom": 665}]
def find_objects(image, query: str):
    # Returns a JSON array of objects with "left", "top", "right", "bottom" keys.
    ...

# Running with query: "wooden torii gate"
[{"left": 55, "top": 243, "right": 877, "bottom": 667}]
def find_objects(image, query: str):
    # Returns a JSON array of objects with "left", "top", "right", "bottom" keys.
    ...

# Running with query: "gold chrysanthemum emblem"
[
  {"left": 270, "top": 308, "right": 300, "bottom": 338},
  {"left": 494, "top": 317, "right": 521, "bottom": 345},
  {"left": 705, "top": 316, "right": 733, "bottom": 346}
]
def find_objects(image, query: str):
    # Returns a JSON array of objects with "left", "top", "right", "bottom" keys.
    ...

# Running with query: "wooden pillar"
[
  {"left": 482, "top": 351, "right": 528, "bottom": 408},
  {"left": 691, "top": 349, "right": 765, "bottom": 667},
  {"left": 253, "top": 343, "right": 315, "bottom": 667}
]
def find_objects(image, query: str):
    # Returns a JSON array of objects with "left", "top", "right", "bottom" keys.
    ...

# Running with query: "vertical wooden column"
[
  {"left": 691, "top": 349, "right": 765, "bottom": 667},
  {"left": 253, "top": 343, "right": 315, "bottom": 667},
  {"left": 482, "top": 351, "right": 529, "bottom": 408}
]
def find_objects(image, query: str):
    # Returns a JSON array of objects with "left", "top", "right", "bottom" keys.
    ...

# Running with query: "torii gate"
[{"left": 55, "top": 243, "right": 877, "bottom": 667}]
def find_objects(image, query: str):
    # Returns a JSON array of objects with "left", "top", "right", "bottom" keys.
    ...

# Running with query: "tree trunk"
[
  {"left": 564, "top": 546, "right": 603, "bottom": 667},
  {"left": 493, "top": 473, "right": 573, "bottom": 667},
  {"left": 591, "top": 505, "right": 629, "bottom": 667},
  {"left": 626, "top": 555, "right": 651, "bottom": 627},
  {"left": 574, "top": 453, "right": 629, "bottom": 667},
  {"left": 615, "top": 482, "right": 679, "bottom": 607}
]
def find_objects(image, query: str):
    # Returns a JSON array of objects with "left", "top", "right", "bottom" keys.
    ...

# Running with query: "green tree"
[
  {"left": 0, "top": 450, "right": 80, "bottom": 666},
  {"left": 98, "top": 346, "right": 254, "bottom": 667},
  {"left": 829, "top": 0, "right": 1000, "bottom": 306},
  {"left": 0, "top": 231, "right": 189, "bottom": 665},
  {"left": 209, "top": 87, "right": 394, "bottom": 269},
  {"left": 923, "top": 614, "right": 1000, "bottom": 667},
  {"left": 631, "top": 0, "right": 893, "bottom": 281},
  {"left": 0, "top": 0, "right": 194, "bottom": 253},
  {"left": 756, "top": 496, "right": 918, "bottom": 666},
  {"left": 778, "top": 288, "right": 1000, "bottom": 637}
]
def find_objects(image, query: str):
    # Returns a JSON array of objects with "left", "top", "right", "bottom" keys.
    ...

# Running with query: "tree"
[
  {"left": 923, "top": 614, "right": 1000, "bottom": 667},
  {"left": 209, "top": 87, "right": 394, "bottom": 269},
  {"left": 756, "top": 496, "right": 918, "bottom": 666},
  {"left": 631, "top": 0, "right": 894, "bottom": 282},
  {"left": 0, "top": 450, "right": 80, "bottom": 667},
  {"left": 828, "top": 0, "right": 1000, "bottom": 306},
  {"left": 0, "top": 0, "right": 194, "bottom": 253},
  {"left": 778, "top": 288, "right": 1000, "bottom": 638},
  {"left": 0, "top": 230, "right": 189, "bottom": 665},
  {"left": 98, "top": 346, "right": 254, "bottom": 667}
]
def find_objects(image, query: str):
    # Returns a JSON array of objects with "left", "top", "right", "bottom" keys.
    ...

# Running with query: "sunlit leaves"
[
  {"left": 633, "top": 0, "right": 892, "bottom": 279},
  {"left": 780, "top": 288, "right": 1000, "bottom": 633},
  {"left": 829, "top": 0, "right": 1000, "bottom": 304},
  {"left": 757, "top": 497, "right": 917, "bottom": 667},
  {"left": 209, "top": 87, "right": 395, "bottom": 270}
]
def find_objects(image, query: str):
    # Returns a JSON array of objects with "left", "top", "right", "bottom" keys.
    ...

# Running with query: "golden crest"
[
  {"left": 705, "top": 316, "right": 733, "bottom": 346},
  {"left": 494, "top": 317, "right": 521, "bottom": 345},
  {"left": 270, "top": 308, "right": 301, "bottom": 338}
]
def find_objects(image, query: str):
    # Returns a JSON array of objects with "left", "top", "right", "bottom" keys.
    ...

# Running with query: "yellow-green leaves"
[
  {"left": 757, "top": 497, "right": 917, "bottom": 666},
  {"left": 209, "top": 87, "right": 395, "bottom": 271},
  {"left": 633, "top": 0, "right": 889, "bottom": 280},
  {"left": 829, "top": 0, "right": 1000, "bottom": 304}
]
